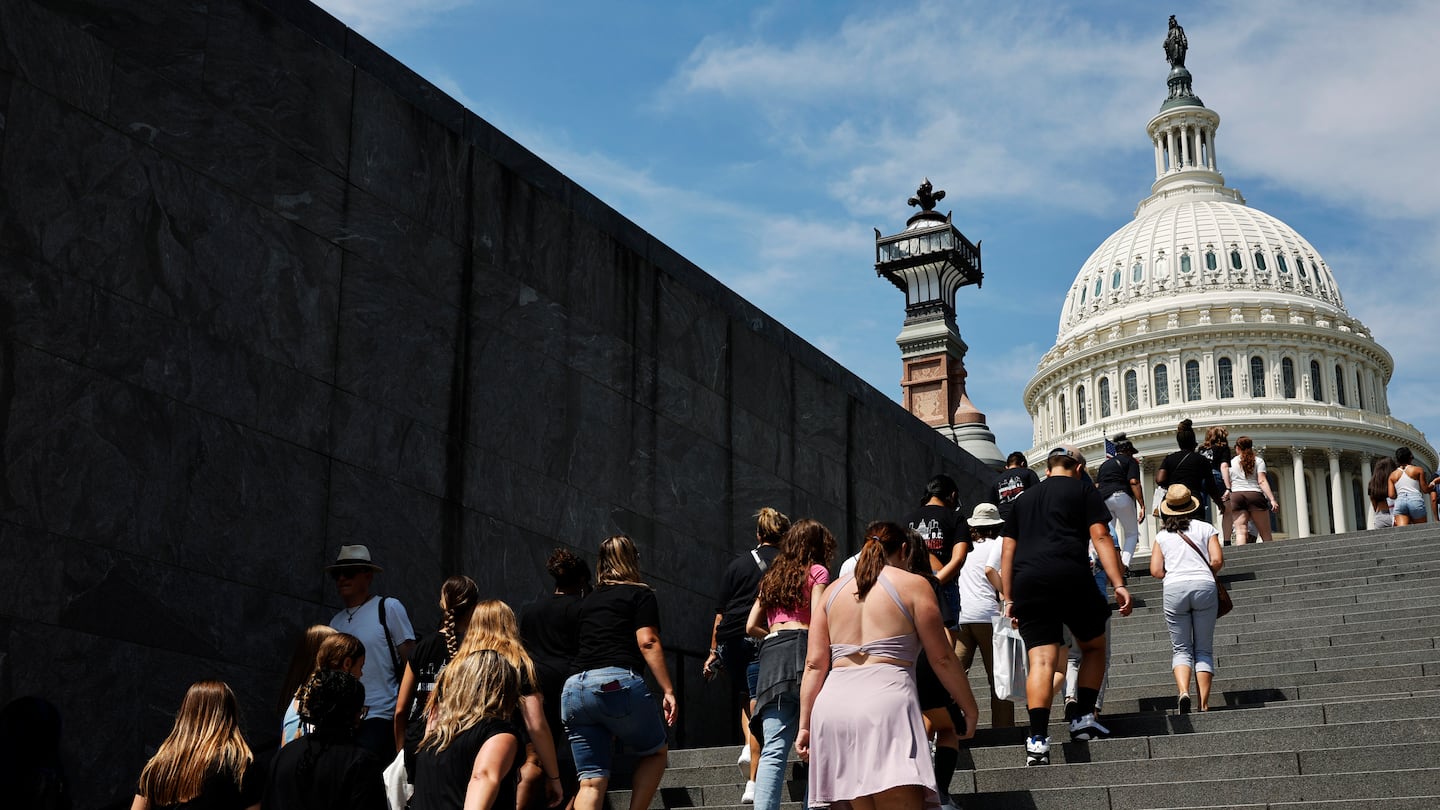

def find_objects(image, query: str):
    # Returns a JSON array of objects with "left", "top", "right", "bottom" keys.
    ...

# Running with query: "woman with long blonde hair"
[
  {"left": 395, "top": 575, "right": 481, "bottom": 778},
  {"left": 131, "top": 681, "right": 261, "bottom": 810},
  {"left": 563, "top": 535, "right": 677, "bottom": 810},
  {"left": 456, "top": 600, "right": 562, "bottom": 809},
  {"left": 411, "top": 650, "right": 523, "bottom": 810}
]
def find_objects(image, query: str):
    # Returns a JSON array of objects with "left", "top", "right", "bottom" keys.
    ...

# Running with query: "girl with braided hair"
[
  {"left": 266, "top": 670, "right": 387, "bottom": 810},
  {"left": 394, "top": 575, "right": 480, "bottom": 781},
  {"left": 282, "top": 633, "right": 365, "bottom": 747}
]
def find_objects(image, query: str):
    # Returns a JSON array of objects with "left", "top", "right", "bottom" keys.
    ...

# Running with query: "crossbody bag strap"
[
  {"left": 1177, "top": 532, "right": 1218, "bottom": 580},
  {"left": 751, "top": 548, "right": 770, "bottom": 573},
  {"left": 378, "top": 596, "right": 402, "bottom": 686}
]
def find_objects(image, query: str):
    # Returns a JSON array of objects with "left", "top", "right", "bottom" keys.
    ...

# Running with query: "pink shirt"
[{"left": 766, "top": 564, "right": 831, "bottom": 626}]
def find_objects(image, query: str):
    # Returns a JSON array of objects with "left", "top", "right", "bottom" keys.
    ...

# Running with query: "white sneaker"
[
  {"left": 1069, "top": 712, "right": 1111, "bottom": 741},
  {"left": 741, "top": 780, "right": 755, "bottom": 804},
  {"left": 738, "top": 745, "right": 751, "bottom": 767}
]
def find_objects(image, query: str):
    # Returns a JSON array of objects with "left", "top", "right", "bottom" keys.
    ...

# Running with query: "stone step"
[
  {"left": 1136, "top": 800, "right": 1440, "bottom": 810},
  {"left": 962, "top": 715, "right": 1440, "bottom": 771},
  {"left": 962, "top": 768, "right": 1440, "bottom": 810}
]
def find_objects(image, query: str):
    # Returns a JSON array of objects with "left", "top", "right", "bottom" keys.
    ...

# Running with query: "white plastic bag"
[
  {"left": 991, "top": 615, "right": 1028, "bottom": 702},
  {"left": 383, "top": 750, "right": 412, "bottom": 810}
]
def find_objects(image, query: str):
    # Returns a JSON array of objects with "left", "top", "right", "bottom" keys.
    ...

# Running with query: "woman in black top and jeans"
[{"left": 561, "top": 535, "right": 677, "bottom": 810}]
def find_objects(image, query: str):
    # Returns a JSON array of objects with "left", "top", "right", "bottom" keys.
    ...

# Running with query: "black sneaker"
[
  {"left": 1178, "top": 694, "right": 1192, "bottom": 714},
  {"left": 1025, "top": 735, "right": 1051, "bottom": 766},
  {"left": 1063, "top": 698, "right": 1079, "bottom": 723}
]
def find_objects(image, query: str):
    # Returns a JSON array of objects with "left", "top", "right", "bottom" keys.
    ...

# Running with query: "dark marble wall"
[{"left": 0, "top": 0, "right": 996, "bottom": 803}]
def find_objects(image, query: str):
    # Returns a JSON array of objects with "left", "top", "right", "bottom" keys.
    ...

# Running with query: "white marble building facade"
[{"left": 1022, "top": 52, "right": 1434, "bottom": 552}]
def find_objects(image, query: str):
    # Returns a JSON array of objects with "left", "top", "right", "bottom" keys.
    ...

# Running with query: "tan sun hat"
[
  {"left": 967, "top": 502, "right": 1005, "bottom": 527},
  {"left": 324, "top": 544, "right": 383, "bottom": 573},
  {"left": 1159, "top": 484, "right": 1201, "bottom": 516}
]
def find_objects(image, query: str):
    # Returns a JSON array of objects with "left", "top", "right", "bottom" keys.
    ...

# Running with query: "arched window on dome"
[
  {"left": 1154, "top": 364, "right": 1170, "bottom": 406},
  {"left": 1276, "top": 254, "right": 1289, "bottom": 274},
  {"left": 1298, "top": 258, "right": 1310, "bottom": 281},
  {"left": 1282, "top": 358, "right": 1296, "bottom": 399},
  {"left": 1310, "top": 360, "right": 1323, "bottom": 401},
  {"left": 1079, "top": 285, "right": 1087, "bottom": 307},
  {"left": 1217, "top": 357, "right": 1234, "bottom": 398},
  {"left": 1155, "top": 254, "right": 1167, "bottom": 280},
  {"left": 1230, "top": 248, "right": 1243, "bottom": 270},
  {"left": 1124, "top": 370, "right": 1139, "bottom": 411},
  {"left": 1180, "top": 253, "right": 1192, "bottom": 274},
  {"left": 1356, "top": 370, "right": 1365, "bottom": 410},
  {"left": 1099, "top": 377, "right": 1112, "bottom": 418},
  {"left": 1254, "top": 250, "right": 1267, "bottom": 272},
  {"left": 1132, "top": 261, "right": 1144, "bottom": 283},
  {"left": 1250, "top": 356, "right": 1266, "bottom": 397},
  {"left": 1205, "top": 249, "right": 1217, "bottom": 271},
  {"left": 1077, "top": 385, "right": 1088, "bottom": 426},
  {"left": 1184, "top": 360, "right": 1201, "bottom": 401},
  {"left": 1059, "top": 393, "right": 1067, "bottom": 432},
  {"left": 1111, "top": 267, "right": 1122, "bottom": 289},
  {"left": 1335, "top": 364, "right": 1346, "bottom": 406},
  {"left": 1093, "top": 277, "right": 1103, "bottom": 299}
]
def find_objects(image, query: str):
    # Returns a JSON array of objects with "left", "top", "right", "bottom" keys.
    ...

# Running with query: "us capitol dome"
[{"left": 1022, "top": 20, "right": 1434, "bottom": 547}]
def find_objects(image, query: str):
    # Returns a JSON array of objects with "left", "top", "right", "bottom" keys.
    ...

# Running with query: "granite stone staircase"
[{"left": 611, "top": 523, "right": 1440, "bottom": 810}]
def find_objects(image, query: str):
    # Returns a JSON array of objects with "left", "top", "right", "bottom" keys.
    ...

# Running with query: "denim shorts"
[
  {"left": 1393, "top": 491, "right": 1428, "bottom": 520},
  {"left": 561, "top": 667, "right": 667, "bottom": 780}
]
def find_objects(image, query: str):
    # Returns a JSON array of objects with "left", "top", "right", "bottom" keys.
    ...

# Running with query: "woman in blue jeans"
[
  {"left": 1149, "top": 485, "right": 1225, "bottom": 713},
  {"left": 562, "top": 535, "right": 677, "bottom": 810},
  {"left": 744, "top": 519, "right": 835, "bottom": 810}
]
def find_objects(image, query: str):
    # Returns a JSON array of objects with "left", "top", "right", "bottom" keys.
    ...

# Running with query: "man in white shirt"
[{"left": 326, "top": 544, "right": 415, "bottom": 760}]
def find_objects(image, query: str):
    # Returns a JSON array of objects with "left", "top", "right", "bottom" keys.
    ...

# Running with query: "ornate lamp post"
[{"left": 876, "top": 179, "right": 1003, "bottom": 468}]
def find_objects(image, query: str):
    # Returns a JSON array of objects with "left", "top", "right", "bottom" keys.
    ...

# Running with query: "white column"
[
  {"left": 1138, "top": 462, "right": 1154, "bottom": 557},
  {"left": 1153, "top": 136, "right": 1164, "bottom": 178},
  {"left": 1166, "top": 128, "right": 1177, "bottom": 172},
  {"left": 1291, "top": 448, "right": 1311, "bottom": 538},
  {"left": 1179, "top": 124, "right": 1191, "bottom": 167},
  {"left": 1209, "top": 128, "right": 1219, "bottom": 172},
  {"left": 1328, "top": 450, "right": 1346, "bottom": 534},
  {"left": 1360, "top": 456, "right": 1375, "bottom": 529}
]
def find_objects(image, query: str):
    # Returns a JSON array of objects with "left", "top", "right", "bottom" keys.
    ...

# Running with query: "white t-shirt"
[
  {"left": 330, "top": 594, "right": 415, "bottom": 720},
  {"left": 956, "top": 537, "right": 1004, "bottom": 624},
  {"left": 1229, "top": 454, "right": 1267, "bottom": 493},
  {"left": 838, "top": 552, "right": 861, "bottom": 578},
  {"left": 1155, "top": 520, "right": 1220, "bottom": 586}
]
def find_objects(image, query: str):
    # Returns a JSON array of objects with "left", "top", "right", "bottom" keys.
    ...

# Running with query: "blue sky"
[{"left": 313, "top": 0, "right": 1440, "bottom": 458}]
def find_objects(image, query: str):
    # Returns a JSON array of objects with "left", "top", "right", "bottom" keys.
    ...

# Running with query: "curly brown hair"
[{"left": 756, "top": 520, "right": 835, "bottom": 614}]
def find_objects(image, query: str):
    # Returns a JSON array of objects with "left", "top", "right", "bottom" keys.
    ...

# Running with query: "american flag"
[{"left": 1104, "top": 436, "right": 1117, "bottom": 459}]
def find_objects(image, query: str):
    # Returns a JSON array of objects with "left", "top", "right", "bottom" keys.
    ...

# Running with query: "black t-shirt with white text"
[
  {"left": 991, "top": 467, "right": 1041, "bottom": 521},
  {"left": 905, "top": 503, "right": 968, "bottom": 568},
  {"left": 573, "top": 584, "right": 662, "bottom": 672},
  {"left": 1003, "top": 475, "right": 1113, "bottom": 591}
]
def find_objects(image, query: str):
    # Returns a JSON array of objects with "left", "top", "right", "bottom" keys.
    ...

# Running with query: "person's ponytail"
[{"left": 853, "top": 521, "right": 906, "bottom": 599}]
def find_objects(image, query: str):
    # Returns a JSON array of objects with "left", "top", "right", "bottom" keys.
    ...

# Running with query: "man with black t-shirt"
[
  {"left": 906, "top": 474, "right": 968, "bottom": 638},
  {"left": 1001, "top": 446, "right": 1133, "bottom": 767},
  {"left": 991, "top": 452, "right": 1041, "bottom": 523}
]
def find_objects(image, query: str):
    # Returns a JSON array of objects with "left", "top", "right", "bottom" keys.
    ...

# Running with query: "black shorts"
[{"left": 1011, "top": 573, "right": 1111, "bottom": 649}]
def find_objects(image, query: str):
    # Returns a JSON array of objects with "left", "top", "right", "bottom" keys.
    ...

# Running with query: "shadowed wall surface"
[{"left": 0, "top": 0, "right": 994, "bottom": 802}]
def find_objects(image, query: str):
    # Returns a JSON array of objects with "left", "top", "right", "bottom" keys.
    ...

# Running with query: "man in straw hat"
[
  {"left": 326, "top": 544, "right": 415, "bottom": 760},
  {"left": 1000, "top": 445, "right": 1133, "bottom": 766}
]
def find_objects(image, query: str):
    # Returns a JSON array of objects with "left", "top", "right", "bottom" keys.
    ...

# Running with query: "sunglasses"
[{"left": 330, "top": 567, "right": 368, "bottom": 580}]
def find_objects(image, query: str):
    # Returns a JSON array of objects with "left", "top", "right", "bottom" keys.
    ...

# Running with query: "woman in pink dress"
[{"left": 797, "top": 522, "right": 978, "bottom": 810}]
